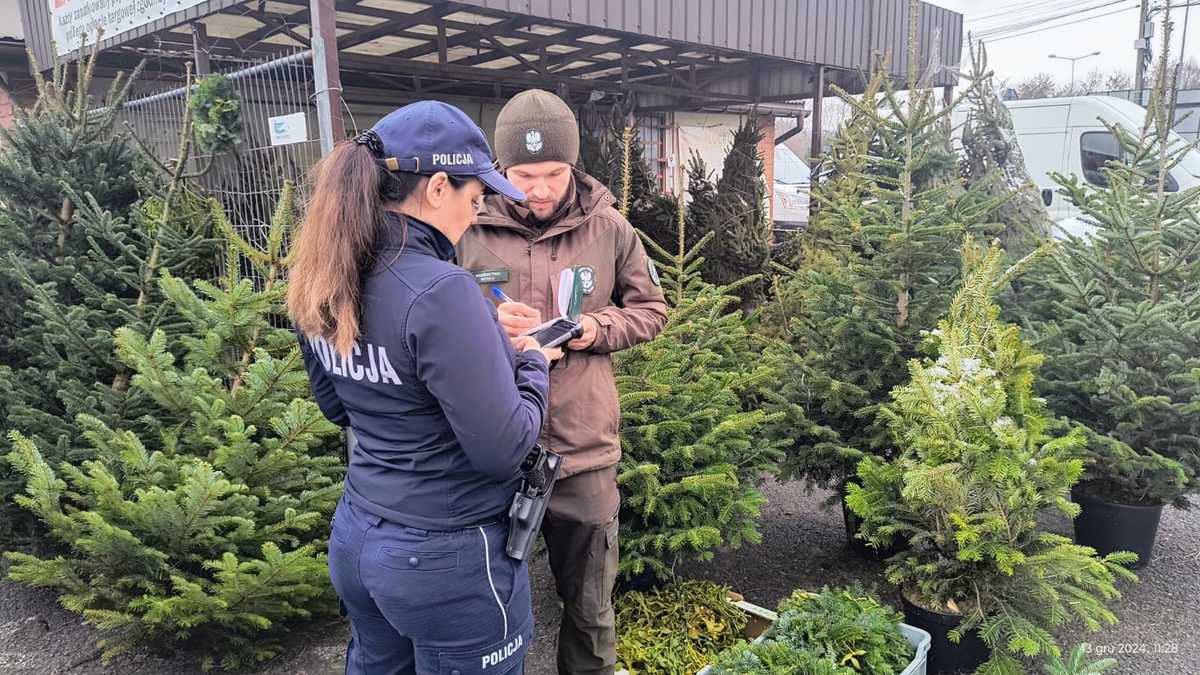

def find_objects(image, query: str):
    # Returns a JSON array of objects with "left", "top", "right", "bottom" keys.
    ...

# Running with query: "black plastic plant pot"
[
  {"left": 902, "top": 596, "right": 990, "bottom": 675},
  {"left": 615, "top": 568, "right": 667, "bottom": 595},
  {"left": 1071, "top": 485, "right": 1164, "bottom": 569}
]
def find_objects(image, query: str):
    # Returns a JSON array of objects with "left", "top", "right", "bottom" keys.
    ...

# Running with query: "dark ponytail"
[{"left": 287, "top": 135, "right": 423, "bottom": 357}]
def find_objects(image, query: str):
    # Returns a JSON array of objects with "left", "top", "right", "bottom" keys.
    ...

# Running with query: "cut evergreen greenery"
[
  {"left": 710, "top": 586, "right": 913, "bottom": 675},
  {"left": 0, "top": 51, "right": 218, "bottom": 541},
  {"left": 189, "top": 74, "right": 244, "bottom": 154},
  {"left": 710, "top": 641, "right": 849, "bottom": 675},
  {"left": 771, "top": 587, "right": 913, "bottom": 674},
  {"left": 761, "top": 59, "right": 1001, "bottom": 493},
  {"left": 847, "top": 240, "right": 1136, "bottom": 675},
  {"left": 4, "top": 186, "right": 344, "bottom": 671},
  {"left": 1018, "top": 14, "right": 1199, "bottom": 507},
  {"left": 615, "top": 580, "right": 748, "bottom": 675}
]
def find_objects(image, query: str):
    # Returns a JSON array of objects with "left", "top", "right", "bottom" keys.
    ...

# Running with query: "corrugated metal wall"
[
  {"left": 22, "top": 0, "right": 962, "bottom": 84},
  {"left": 460, "top": 0, "right": 962, "bottom": 76},
  {"left": 17, "top": 0, "right": 52, "bottom": 69},
  {"left": 19, "top": 0, "right": 242, "bottom": 68},
  {"left": 869, "top": 0, "right": 962, "bottom": 85}
]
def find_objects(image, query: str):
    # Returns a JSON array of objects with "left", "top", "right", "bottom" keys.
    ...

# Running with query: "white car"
[{"left": 773, "top": 144, "right": 810, "bottom": 231}]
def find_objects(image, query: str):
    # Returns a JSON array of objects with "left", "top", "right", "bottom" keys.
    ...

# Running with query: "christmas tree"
[
  {"left": 761, "top": 48, "right": 1003, "bottom": 493},
  {"left": 578, "top": 107, "right": 772, "bottom": 297},
  {"left": 0, "top": 53, "right": 218, "bottom": 539},
  {"left": 958, "top": 41, "right": 1053, "bottom": 255},
  {"left": 4, "top": 186, "right": 344, "bottom": 670},
  {"left": 0, "top": 43, "right": 142, "bottom": 371},
  {"left": 577, "top": 102, "right": 680, "bottom": 252},
  {"left": 847, "top": 240, "right": 1135, "bottom": 674},
  {"left": 0, "top": 44, "right": 142, "bottom": 282},
  {"left": 1022, "top": 13, "right": 1198, "bottom": 507},
  {"left": 678, "top": 120, "right": 772, "bottom": 307},
  {"left": 707, "top": 120, "right": 771, "bottom": 291},
  {"left": 614, "top": 197, "right": 787, "bottom": 582}
]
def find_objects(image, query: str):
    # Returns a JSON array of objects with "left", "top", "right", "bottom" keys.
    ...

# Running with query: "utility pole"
[
  {"left": 310, "top": 0, "right": 345, "bottom": 156},
  {"left": 1134, "top": 0, "right": 1152, "bottom": 104}
]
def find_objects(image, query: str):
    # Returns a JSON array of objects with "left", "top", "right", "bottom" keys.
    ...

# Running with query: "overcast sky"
[{"left": 930, "top": 0, "right": 1200, "bottom": 86}]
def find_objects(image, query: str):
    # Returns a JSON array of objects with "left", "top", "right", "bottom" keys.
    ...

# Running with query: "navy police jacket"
[{"left": 299, "top": 213, "right": 550, "bottom": 530}]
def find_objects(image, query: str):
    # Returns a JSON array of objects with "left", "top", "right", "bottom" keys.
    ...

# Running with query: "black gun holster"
[{"left": 505, "top": 445, "right": 561, "bottom": 561}]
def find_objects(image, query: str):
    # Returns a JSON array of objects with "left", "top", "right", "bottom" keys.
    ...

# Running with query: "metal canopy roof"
[{"left": 19, "top": 0, "right": 962, "bottom": 110}]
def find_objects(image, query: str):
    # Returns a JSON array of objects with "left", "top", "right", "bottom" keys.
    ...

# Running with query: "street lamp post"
[{"left": 1049, "top": 51, "right": 1102, "bottom": 93}]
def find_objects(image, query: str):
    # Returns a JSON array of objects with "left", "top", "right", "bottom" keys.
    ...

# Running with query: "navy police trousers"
[{"left": 329, "top": 494, "right": 534, "bottom": 675}]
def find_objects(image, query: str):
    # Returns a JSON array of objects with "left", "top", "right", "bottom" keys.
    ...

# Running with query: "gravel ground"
[{"left": 1, "top": 480, "right": 1196, "bottom": 674}]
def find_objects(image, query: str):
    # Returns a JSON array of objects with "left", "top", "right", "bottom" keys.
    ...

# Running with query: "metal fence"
[{"left": 120, "top": 50, "right": 322, "bottom": 267}]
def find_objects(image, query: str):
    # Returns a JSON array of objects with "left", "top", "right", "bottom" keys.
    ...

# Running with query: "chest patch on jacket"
[{"left": 472, "top": 268, "right": 510, "bottom": 284}]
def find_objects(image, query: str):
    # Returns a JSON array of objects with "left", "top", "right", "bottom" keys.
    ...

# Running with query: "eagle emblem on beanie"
[
  {"left": 525, "top": 129, "right": 544, "bottom": 154},
  {"left": 495, "top": 90, "right": 579, "bottom": 168}
]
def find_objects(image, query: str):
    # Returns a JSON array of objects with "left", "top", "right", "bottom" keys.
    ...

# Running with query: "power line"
[
  {"left": 962, "top": 0, "right": 1137, "bottom": 47},
  {"left": 965, "top": 1, "right": 1138, "bottom": 44},
  {"left": 982, "top": 4, "right": 1143, "bottom": 44},
  {"left": 964, "top": 0, "right": 1083, "bottom": 26},
  {"left": 962, "top": 0, "right": 1200, "bottom": 42},
  {"left": 965, "top": 0, "right": 1113, "bottom": 30},
  {"left": 968, "top": 0, "right": 1127, "bottom": 28},
  {"left": 969, "top": 0, "right": 1136, "bottom": 41}
]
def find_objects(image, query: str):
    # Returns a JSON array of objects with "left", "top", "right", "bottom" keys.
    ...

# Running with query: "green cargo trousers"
[{"left": 541, "top": 465, "right": 620, "bottom": 675}]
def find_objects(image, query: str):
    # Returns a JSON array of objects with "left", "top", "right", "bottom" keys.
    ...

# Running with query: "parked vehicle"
[
  {"left": 1004, "top": 95, "right": 1200, "bottom": 238},
  {"left": 772, "top": 144, "right": 810, "bottom": 232}
]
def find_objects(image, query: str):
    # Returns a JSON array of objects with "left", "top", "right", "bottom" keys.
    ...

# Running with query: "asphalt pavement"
[{"left": 1, "top": 480, "right": 1195, "bottom": 674}]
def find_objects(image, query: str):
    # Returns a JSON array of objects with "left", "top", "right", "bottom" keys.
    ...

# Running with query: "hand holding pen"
[
  {"left": 491, "top": 286, "right": 543, "bottom": 338},
  {"left": 492, "top": 287, "right": 561, "bottom": 361}
]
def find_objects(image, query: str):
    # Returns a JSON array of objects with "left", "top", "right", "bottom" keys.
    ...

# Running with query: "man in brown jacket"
[{"left": 457, "top": 89, "right": 668, "bottom": 674}]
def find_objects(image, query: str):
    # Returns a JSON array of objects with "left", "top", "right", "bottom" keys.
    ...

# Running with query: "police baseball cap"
[{"left": 364, "top": 101, "right": 525, "bottom": 202}]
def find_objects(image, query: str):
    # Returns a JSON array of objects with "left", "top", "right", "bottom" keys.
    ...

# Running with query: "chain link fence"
[
  {"left": 113, "top": 50, "right": 324, "bottom": 329},
  {"left": 119, "top": 49, "right": 322, "bottom": 273}
]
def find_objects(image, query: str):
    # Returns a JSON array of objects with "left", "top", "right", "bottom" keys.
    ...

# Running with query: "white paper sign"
[
  {"left": 269, "top": 112, "right": 308, "bottom": 147},
  {"left": 49, "top": 0, "right": 209, "bottom": 57}
]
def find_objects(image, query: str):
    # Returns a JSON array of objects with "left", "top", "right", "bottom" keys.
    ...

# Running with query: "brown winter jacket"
[{"left": 457, "top": 169, "right": 669, "bottom": 478}]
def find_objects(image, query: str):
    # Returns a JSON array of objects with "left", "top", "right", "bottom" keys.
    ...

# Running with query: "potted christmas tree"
[
  {"left": 847, "top": 240, "right": 1135, "bottom": 674},
  {"left": 1022, "top": 12, "right": 1197, "bottom": 567},
  {"left": 764, "top": 52, "right": 1001, "bottom": 556}
]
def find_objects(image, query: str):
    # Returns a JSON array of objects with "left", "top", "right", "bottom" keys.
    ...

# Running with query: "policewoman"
[{"left": 287, "top": 101, "right": 558, "bottom": 675}]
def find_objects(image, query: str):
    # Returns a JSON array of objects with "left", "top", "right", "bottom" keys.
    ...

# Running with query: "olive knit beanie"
[{"left": 494, "top": 89, "right": 580, "bottom": 169}]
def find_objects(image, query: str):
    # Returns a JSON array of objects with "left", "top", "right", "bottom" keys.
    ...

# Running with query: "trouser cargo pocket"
[{"left": 436, "top": 612, "right": 534, "bottom": 674}]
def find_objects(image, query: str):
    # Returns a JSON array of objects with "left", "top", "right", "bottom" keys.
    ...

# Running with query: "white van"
[{"left": 1004, "top": 95, "right": 1200, "bottom": 238}]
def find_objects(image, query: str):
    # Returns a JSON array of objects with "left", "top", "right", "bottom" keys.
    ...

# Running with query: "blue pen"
[{"left": 490, "top": 286, "right": 515, "bottom": 304}]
